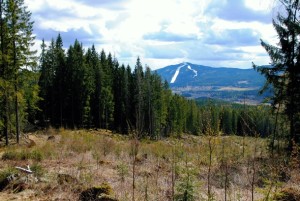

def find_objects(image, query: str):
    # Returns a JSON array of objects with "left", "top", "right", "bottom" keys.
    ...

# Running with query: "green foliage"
[
  {"left": 0, "top": 166, "right": 17, "bottom": 191},
  {"left": 2, "top": 149, "right": 43, "bottom": 161},
  {"left": 0, "top": 0, "right": 37, "bottom": 145},
  {"left": 254, "top": 0, "right": 300, "bottom": 147},
  {"left": 30, "top": 163, "right": 44, "bottom": 177},
  {"left": 175, "top": 168, "right": 197, "bottom": 201},
  {"left": 175, "top": 153, "right": 198, "bottom": 201},
  {"left": 116, "top": 162, "right": 129, "bottom": 182},
  {"left": 1, "top": 150, "right": 19, "bottom": 160},
  {"left": 273, "top": 187, "right": 300, "bottom": 201},
  {"left": 0, "top": 167, "right": 17, "bottom": 180},
  {"left": 30, "top": 149, "right": 43, "bottom": 161}
]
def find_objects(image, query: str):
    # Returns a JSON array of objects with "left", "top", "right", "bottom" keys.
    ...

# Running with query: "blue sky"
[{"left": 25, "top": 0, "right": 278, "bottom": 69}]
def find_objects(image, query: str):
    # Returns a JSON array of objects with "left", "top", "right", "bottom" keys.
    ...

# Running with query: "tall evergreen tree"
[
  {"left": 65, "top": 40, "right": 86, "bottom": 128},
  {"left": 38, "top": 39, "right": 56, "bottom": 126},
  {"left": 133, "top": 57, "right": 144, "bottom": 137},
  {"left": 254, "top": 0, "right": 300, "bottom": 147},
  {"left": 53, "top": 34, "right": 66, "bottom": 127},
  {"left": 1, "top": 0, "right": 36, "bottom": 143},
  {"left": 0, "top": 0, "right": 10, "bottom": 145},
  {"left": 85, "top": 45, "right": 99, "bottom": 128},
  {"left": 87, "top": 45, "right": 102, "bottom": 128}
]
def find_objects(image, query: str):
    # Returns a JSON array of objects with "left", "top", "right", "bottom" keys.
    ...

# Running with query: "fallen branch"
[{"left": 15, "top": 165, "right": 33, "bottom": 174}]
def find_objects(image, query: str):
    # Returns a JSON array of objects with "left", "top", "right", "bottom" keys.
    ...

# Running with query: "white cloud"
[
  {"left": 25, "top": 0, "right": 278, "bottom": 70},
  {"left": 245, "top": 0, "right": 276, "bottom": 12}
]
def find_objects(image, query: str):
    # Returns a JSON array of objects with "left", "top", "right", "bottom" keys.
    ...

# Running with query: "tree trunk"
[
  {"left": 4, "top": 96, "right": 8, "bottom": 146},
  {"left": 13, "top": 29, "right": 20, "bottom": 143},
  {"left": 15, "top": 73, "right": 20, "bottom": 144},
  {"left": 289, "top": 114, "right": 295, "bottom": 152},
  {"left": 208, "top": 137, "right": 212, "bottom": 199}
]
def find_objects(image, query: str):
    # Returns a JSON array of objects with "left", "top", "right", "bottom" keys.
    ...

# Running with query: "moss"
[
  {"left": 98, "top": 194, "right": 118, "bottom": 201},
  {"left": 79, "top": 182, "right": 117, "bottom": 201},
  {"left": 94, "top": 182, "right": 113, "bottom": 196},
  {"left": 273, "top": 187, "right": 300, "bottom": 201}
]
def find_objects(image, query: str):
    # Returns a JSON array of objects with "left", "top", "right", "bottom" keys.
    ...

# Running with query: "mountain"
[{"left": 155, "top": 62, "right": 269, "bottom": 104}]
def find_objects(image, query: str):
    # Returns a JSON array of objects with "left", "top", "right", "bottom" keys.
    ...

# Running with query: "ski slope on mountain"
[
  {"left": 187, "top": 65, "right": 197, "bottom": 78},
  {"left": 170, "top": 63, "right": 198, "bottom": 83},
  {"left": 170, "top": 63, "right": 186, "bottom": 83}
]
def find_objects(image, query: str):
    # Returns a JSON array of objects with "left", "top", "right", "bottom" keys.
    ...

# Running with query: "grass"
[
  {"left": 0, "top": 129, "right": 298, "bottom": 200},
  {"left": 2, "top": 149, "right": 43, "bottom": 161}
]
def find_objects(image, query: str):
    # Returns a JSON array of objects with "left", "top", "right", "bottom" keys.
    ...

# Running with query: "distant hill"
[{"left": 155, "top": 62, "right": 270, "bottom": 104}]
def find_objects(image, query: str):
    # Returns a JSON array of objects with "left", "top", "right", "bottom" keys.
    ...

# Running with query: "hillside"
[
  {"left": 155, "top": 62, "right": 269, "bottom": 104},
  {"left": 1, "top": 129, "right": 299, "bottom": 201}
]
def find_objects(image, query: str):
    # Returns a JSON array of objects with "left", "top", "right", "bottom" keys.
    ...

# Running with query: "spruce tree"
[
  {"left": 38, "top": 39, "right": 56, "bottom": 126},
  {"left": 134, "top": 57, "right": 144, "bottom": 137},
  {"left": 53, "top": 34, "right": 66, "bottom": 127},
  {"left": 65, "top": 40, "right": 86, "bottom": 128},
  {"left": 0, "top": 0, "right": 9, "bottom": 145},
  {"left": 254, "top": 0, "right": 300, "bottom": 147},
  {"left": 87, "top": 45, "right": 102, "bottom": 128},
  {"left": 1, "top": 0, "right": 36, "bottom": 143}
]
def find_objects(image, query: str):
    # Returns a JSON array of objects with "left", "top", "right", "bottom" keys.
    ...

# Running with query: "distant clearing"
[{"left": 217, "top": 87, "right": 258, "bottom": 91}]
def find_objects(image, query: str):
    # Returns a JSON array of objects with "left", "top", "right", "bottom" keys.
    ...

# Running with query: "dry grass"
[{"left": 0, "top": 129, "right": 297, "bottom": 201}]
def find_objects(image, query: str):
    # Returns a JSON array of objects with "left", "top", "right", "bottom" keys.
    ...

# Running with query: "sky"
[{"left": 24, "top": 0, "right": 279, "bottom": 70}]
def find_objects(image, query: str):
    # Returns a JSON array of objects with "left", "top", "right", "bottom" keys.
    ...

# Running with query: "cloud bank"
[{"left": 25, "top": 0, "right": 277, "bottom": 69}]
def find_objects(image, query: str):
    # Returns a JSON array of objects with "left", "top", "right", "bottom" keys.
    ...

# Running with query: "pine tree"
[
  {"left": 85, "top": 45, "right": 100, "bottom": 128},
  {"left": 65, "top": 40, "right": 86, "bottom": 128},
  {"left": 87, "top": 45, "right": 102, "bottom": 128},
  {"left": 53, "top": 34, "right": 66, "bottom": 127},
  {"left": 0, "top": 0, "right": 10, "bottom": 145},
  {"left": 38, "top": 39, "right": 56, "bottom": 126},
  {"left": 144, "top": 67, "right": 154, "bottom": 137},
  {"left": 151, "top": 71, "right": 166, "bottom": 139},
  {"left": 134, "top": 57, "right": 144, "bottom": 137},
  {"left": 254, "top": 0, "right": 300, "bottom": 147},
  {"left": 112, "top": 63, "right": 129, "bottom": 133},
  {"left": 1, "top": 0, "right": 36, "bottom": 143},
  {"left": 221, "top": 107, "right": 233, "bottom": 135}
]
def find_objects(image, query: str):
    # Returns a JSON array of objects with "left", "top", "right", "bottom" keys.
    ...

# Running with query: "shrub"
[
  {"left": 30, "top": 150, "right": 43, "bottom": 161},
  {"left": 116, "top": 162, "right": 129, "bottom": 182},
  {"left": 31, "top": 163, "right": 44, "bottom": 178},
  {"left": 101, "top": 137, "right": 115, "bottom": 157},
  {"left": 2, "top": 149, "right": 43, "bottom": 161},
  {"left": 0, "top": 167, "right": 17, "bottom": 191},
  {"left": 2, "top": 150, "right": 21, "bottom": 160}
]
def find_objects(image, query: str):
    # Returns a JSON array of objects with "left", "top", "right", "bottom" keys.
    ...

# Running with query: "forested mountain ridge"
[
  {"left": 156, "top": 62, "right": 270, "bottom": 103},
  {"left": 156, "top": 62, "right": 265, "bottom": 87}
]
